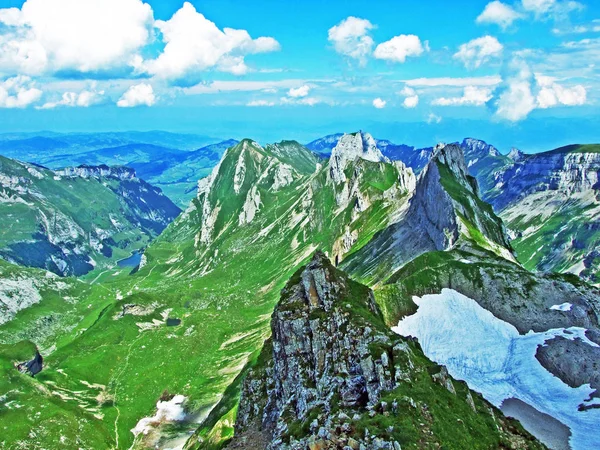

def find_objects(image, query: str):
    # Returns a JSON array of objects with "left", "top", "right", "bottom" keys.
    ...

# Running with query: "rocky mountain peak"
[
  {"left": 329, "top": 131, "right": 389, "bottom": 184},
  {"left": 430, "top": 143, "right": 472, "bottom": 188},
  {"left": 508, "top": 147, "right": 525, "bottom": 162},
  {"left": 229, "top": 251, "right": 543, "bottom": 449},
  {"left": 461, "top": 138, "right": 501, "bottom": 158}
]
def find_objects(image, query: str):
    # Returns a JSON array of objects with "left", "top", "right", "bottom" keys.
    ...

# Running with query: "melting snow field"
[{"left": 392, "top": 289, "right": 600, "bottom": 450}]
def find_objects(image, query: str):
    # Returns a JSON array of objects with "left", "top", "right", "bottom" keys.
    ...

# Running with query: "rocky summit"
[{"left": 227, "top": 252, "right": 543, "bottom": 450}]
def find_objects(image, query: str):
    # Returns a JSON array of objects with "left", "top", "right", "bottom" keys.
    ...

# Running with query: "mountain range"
[{"left": 0, "top": 131, "right": 599, "bottom": 450}]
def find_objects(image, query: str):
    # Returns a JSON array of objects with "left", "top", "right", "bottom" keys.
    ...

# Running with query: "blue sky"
[{"left": 0, "top": 0, "right": 598, "bottom": 151}]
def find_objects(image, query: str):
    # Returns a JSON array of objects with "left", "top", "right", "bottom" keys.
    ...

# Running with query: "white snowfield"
[
  {"left": 550, "top": 302, "right": 573, "bottom": 312},
  {"left": 392, "top": 288, "right": 600, "bottom": 450}
]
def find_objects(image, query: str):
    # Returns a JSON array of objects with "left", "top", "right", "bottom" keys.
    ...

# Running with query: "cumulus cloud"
[
  {"left": 535, "top": 74, "right": 586, "bottom": 108},
  {"left": 492, "top": 59, "right": 587, "bottom": 121},
  {"left": 0, "top": 75, "right": 42, "bottom": 107},
  {"left": 400, "top": 86, "right": 419, "bottom": 108},
  {"left": 39, "top": 85, "right": 104, "bottom": 109},
  {"left": 374, "top": 35, "right": 426, "bottom": 63},
  {"left": 0, "top": 0, "right": 153, "bottom": 75},
  {"left": 432, "top": 86, "right": 494, "bottom": 106},
  {"left": 493, "top": 60, "right": 537, "bottom": 121},
  {"left": 454, "top": 36, "right": 503, "bottom": 69},
  {"left": 372, "top": 97, "right": 386, "bottom": 109},
  {"left": 287, "top": 85, "right": 310, "bottom": 98},
  {"left": 141, "top": 2, "right": 279, "bottom": 81},
  {"left": 328, "top": 17, "right": 374, "bottom": 66},
  {"left": 117, "top": 83, "right": 155, "bottom": 107},
  {"left": 476, "top": 1, "right": 523, "bottom": 29}
]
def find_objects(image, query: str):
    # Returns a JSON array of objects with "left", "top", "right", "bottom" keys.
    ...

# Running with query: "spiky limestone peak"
[
  {"left": 224, "top": 251, "right": 544, "bottom": 450},
  {"left": 342, "top": 143, "right": 514, "bottom": 283},
  {"left": 508, "top": 147, "right": 525, "bottom": 162},
  {"left": 329, "top": 131, "right": 390, "bottom": 184}
]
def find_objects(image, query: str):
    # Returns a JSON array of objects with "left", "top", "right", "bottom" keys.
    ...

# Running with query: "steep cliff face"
[
  {"left": 492, "top": 144, "right": 600, "bottom": 284},
  {"left": 491, "top": 146, "right": 600, "bottom": 211},
  {"left": 0, "top": 156, "right": 180, "bottom": 276},
  {"left": 342, "top": 143, "right": 513, "bottom": 283},
  {"left": 227, "top": 252, "right": 543, "bottom": 450}
]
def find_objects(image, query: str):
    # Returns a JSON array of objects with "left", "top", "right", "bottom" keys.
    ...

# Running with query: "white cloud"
[
  {"left": 492, "top": 57, "right": 588, "bottom": 121},
  {"left": 432, "top": 86, "right": 494, "bottom": 106},
  {"left": 117, "top": 83, "right": 155, "bottom": 107},
  {"left": 280, "top": 95, "right": 321, "bottom": 106},
  {"left": 454, "top": 36, "right": 503, "bottom": 69},
  {"left": 183, "top": 79, "right": 321, "bottom": 94},
  {"left": 535, "top": 74, "right": 586, "bottom": 108},
  {"left": 403, "top": 76, "right": 502, "bottom": 87},
  {"left": 0, "top": 0, "right": 153, "bottom": 75},
  {"left": 328, "top": 16, "right": 374, "bottom": 66},
  {"left": 476, "top": 1, "right": 523, "bottom": 29},
  {"left": 552, "top": 22, "right": 600, "bottom": 34},
  {"left": 427, "top": 112, "right": 442, "bottom": 124},
  {"left": 247, "top": 99, "right": 275, "bottom": 107},
  {"left": 400, "top": 86, "right": 419, "bottom": 108},
  {"left": 39, "top": 85, "right": 104, "bottom": 109},
  {"left": 141, "top": 2, "right": 279, "bottom": 81},
  {"left": 494, "top": 60, "right": 536, "bottom": 121},
  {"left": 372, "top": 97, "right": 386, "bottom": 109},
  {"left": 522, "top": 0, "right": 556, "bottom": 13},
  {"left": 0, "top": 75, "right": 42, "bottom": 107},
  {"left": 287, "top": 85, "right": 310, "bottom": 98},
  {"left": 522, "top": 0, "right": 584, "bottom": 19},
  {"left": 374, "top": 34, "right": 425, "bottom": 63}
]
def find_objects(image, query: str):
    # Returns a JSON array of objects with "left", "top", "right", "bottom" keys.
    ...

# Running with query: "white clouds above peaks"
[
  {"left": 433, "top": 86, "right": 494, "bottom": 106},
  {"left": 493, "top": 58, "right": 587, "bottom": 121},
  {"left": 117, "top": 83, "right": 155, "bottom": 107},
  {"left": 476, "top": 2, "right": 523, "bottom": 29},
  {"left": 535, "top": 74, "right": 586, "bottom": 108},
  {"left": 328, "top": 17, "right": 427, "bottom": 66},
  {"left": 287, "top": 85, "right": 310, "bottom": 98},
  {"left": 454, "top": 36, "right": 503, "bottom": 69},
  {"left": 0, "top": 0, "right": 280, "bottom": 86},
  {"left": 328, "top": 17, "right": 375, "bottom": 66},
  {"left": 400, "top": 87, "right": 419, "bottom": 108},
  {"left": 140, "top": 2, "right": 280, "bottom": 81},
  {"left": 521, "top": 0, "right": 583, "bottom": 17},
  {"left": 374, "top": 35, "right": 426, "bottom": 63},
  {"left": 39, "top": 85, "right": 104, "bottom": 109},
  {"left": 0, "top": 75, "right": 42, "bottom": 108},
  {"left": 372, "top": 97, "right": 386, "bottom": 109},
  {"left": 0, "top": 0, "right": 153, "bottom": 75}
]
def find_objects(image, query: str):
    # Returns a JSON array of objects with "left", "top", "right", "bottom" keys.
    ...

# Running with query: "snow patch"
[
  {"left": 550, "top": 303, "right": 573, "bottom": 312},
  {"left": 392, "top": 289, "right": 600, "bottom": 450}
]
